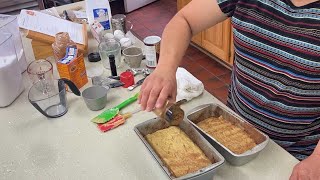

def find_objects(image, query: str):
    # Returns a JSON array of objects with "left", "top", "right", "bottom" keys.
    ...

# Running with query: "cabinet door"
[
  {"left": 177, "top": 0, "right": 202, "bottom": 46},
  {"left": 202, "top": 19, "right": 231, "bottom": 63}
]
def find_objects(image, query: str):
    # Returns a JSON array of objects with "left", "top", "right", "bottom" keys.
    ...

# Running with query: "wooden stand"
[{"left": 25, "top": 23, "right": 88, "bottom": 60}]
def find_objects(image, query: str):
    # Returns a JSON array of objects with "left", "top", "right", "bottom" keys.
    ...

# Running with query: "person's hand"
[
  {"left": 289, "top": 153, "right": 320, "bottom": 180},
  {"left": 139, "top": 67, "right": 177, "bottom": 111}
]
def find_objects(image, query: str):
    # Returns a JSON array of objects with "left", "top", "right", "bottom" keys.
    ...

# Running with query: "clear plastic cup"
[{"left": 98, "top": 39, "right": 122, "bottom": 70}]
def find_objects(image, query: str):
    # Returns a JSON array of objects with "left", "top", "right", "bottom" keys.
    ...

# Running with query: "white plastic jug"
[
  {"left": 86, "top": 0, "right": 113, "bottom": 33},
  {"left": 0, "top": 14, "right": 27, "bottom": 73},
  {"left": 0, "top": 33, "right": 24, "bottom": 107}
]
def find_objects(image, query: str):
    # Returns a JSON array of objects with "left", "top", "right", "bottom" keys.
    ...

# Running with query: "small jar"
[
  {"left": 52, "top": 32, "right": 76, "bottom": 61},
  {"left": 111, "top": 14, "right": 126, "bottom": 33}
]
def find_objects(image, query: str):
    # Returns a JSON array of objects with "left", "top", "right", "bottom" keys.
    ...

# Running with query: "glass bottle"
[{"left": 52, "top": 32, "right": 76, "bottom": 61}]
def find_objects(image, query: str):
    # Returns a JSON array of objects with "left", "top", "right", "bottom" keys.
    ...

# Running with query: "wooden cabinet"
[
  {"left": 177, "top": 0, "right": 234, "bottom": 65},
  {"left": 177, "top": 0, "right": 191, "bottom": 12}
]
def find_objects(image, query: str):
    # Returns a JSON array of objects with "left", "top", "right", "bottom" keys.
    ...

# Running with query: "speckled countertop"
[{"left": 0, "top": 2, "right": 299, "bottom": 180}]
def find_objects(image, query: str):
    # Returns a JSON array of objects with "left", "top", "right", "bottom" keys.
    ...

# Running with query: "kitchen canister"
[
  {"left": 0, "top": 14, "right": 27, "bottom": 73},
  {"left": 143, "top": 36, "right": 161, "bottom": 68},
  {"left": 0, "top": 32, "right": 24, "bottom": 107}
]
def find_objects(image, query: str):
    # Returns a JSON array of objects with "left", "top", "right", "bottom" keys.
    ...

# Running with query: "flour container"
[
  {"left": 0, "top": 14, "right": 27, "bottom": 73},
  {"left": 86, "top": 0, "right": 113, "bottom": 34},
  {"left": 0, "top": 33, "right": 24, "bottom": 107}
]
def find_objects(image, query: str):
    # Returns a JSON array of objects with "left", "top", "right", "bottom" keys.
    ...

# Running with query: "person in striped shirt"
[{"left": 139, "top": 0, "right": 320, "bottom": 179}]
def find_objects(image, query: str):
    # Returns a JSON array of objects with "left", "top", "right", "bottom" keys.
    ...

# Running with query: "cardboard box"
[{"left": 57, "top": 53, "right": 88, "bottom": 89}]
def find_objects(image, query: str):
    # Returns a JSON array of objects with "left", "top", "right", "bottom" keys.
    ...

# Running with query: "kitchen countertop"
[{"left": 0, "top": 2, "right": 299, "bottom": 180}]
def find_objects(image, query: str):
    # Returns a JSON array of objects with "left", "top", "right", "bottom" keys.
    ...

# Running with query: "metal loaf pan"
[
  {"left": 134, "top": 117, "right": 225, "bottom": 180},
  {"left": 186, "top": 104, "right": 269, "bottom": 166}
]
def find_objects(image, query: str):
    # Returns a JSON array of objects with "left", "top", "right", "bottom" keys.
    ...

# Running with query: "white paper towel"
[{"left": 176, "top": 67, "right": 204, "bottom": 102}]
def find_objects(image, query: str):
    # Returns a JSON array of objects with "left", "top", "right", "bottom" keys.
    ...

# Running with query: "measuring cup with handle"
[{"left": 28, "top": 78, "right": 81, "bottom": 118}]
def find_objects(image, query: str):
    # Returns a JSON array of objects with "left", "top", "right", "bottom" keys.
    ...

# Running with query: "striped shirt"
[{"left": 217, "top": 0, "right": 320, "bottom": 160}]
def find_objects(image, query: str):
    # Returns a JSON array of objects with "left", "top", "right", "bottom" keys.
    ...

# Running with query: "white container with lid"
[
  {"left": 143, "top": 36, "right": 161, "bottom": 68},
  {"left": 0, "top": 33, "right": 24, "bottom": 107},
  {"left": 0, "top": 14, "right": 27, "bottom": 73}
]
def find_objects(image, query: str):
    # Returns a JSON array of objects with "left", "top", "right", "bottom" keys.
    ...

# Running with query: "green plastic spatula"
[{"left": 91, "top": 93, "right": 139, "bottom": 124}]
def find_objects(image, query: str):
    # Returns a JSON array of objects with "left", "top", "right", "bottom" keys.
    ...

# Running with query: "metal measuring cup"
[{"left": 153, "top": 99, "right": 187, "bottom": 126}]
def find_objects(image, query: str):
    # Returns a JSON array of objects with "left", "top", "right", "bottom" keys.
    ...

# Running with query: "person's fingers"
[
  {"left": 140, "top": 83, "right": 152, "bottom": 111},
  {"left": 155, "top": 86, "right": 171, "bottom": 108},
  {"left": 138, "top": 77, "right": 149, "bottom": 104},
  {"left": 171, "top": 87, "right": 177, "bottom": 103},
  {"left": 138, "top": 91, "right": 143, "bottom": 104},
  {"left": 146, "top": 86, "right": 163, "bottom": 111},
  {"left": 289, "top": 171, "right": 297, "bottom": 180},
  {"left": 138, "top": 84, "right": 146, "bottom": 104},
  {"left": 289, "top": 165, "right": 299, "bottom": 180}
]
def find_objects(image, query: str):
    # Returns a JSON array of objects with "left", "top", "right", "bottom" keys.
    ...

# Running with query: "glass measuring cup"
[
  {"left": 98, "top": 39, "right": 122, "bottom": 70},
  {"left": 27, "top": 59, "right": 54, "bottom": 86},
  {"left": 28, "top": 78, "right": 81, "bottom": 118}
]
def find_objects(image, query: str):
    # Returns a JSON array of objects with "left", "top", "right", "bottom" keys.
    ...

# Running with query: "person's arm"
[
  {"left": 290, "top": 140, "right": 320, "bottom": 180},
  {"left": 139, "top": 0, "right": 228, "bottom": 111},
  {"left": 314, "top": 140, "right": 320, "bottom": 155}
]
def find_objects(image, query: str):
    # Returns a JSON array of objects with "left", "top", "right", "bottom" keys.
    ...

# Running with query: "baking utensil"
[
  {"left": 91, "top": 93, "right": 139, "bottom": 123},
  {"left": 91, "top": 76, "right": 124, "bottom": 88},
  {"left": 123, "top": 46, "right": 143, "bottom": 68},
  {"left": 27, "top": 59, "right": 53, "bottom": 85},
  {"left": 127, "top": 68, "right": 152, "bottom": 77},
  {"left": 127, "top": 77, "right": 145, "bottom": 91},
  {"left": 186, "top": 103, "right": 269, "bottom": 166},
  {"left": 28, "top": 78, "right": 81, "bottom": 118},
  {"left": 153, "top": 99, "right": 187, "bottom": 126},
  {"left": 134, "top": 118, "right": 225, "bottom": 180},
  {"left": 108, "top": 81, "right": 125, "bottom": 88},
  {"left": 82, "top": 86, "right": 110, "bottom": 111},
  {"left": 97, "top": 107, "right": 141, "bottom": 132},
  {"left": 120, "top": 71, "right": 134, "bottom": 88},
  {"left": 142, "top": 68, "right": 152, "bottom": 77},
  {"left": 164, "top": 99, "right": 187, "bottom": 126}
]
